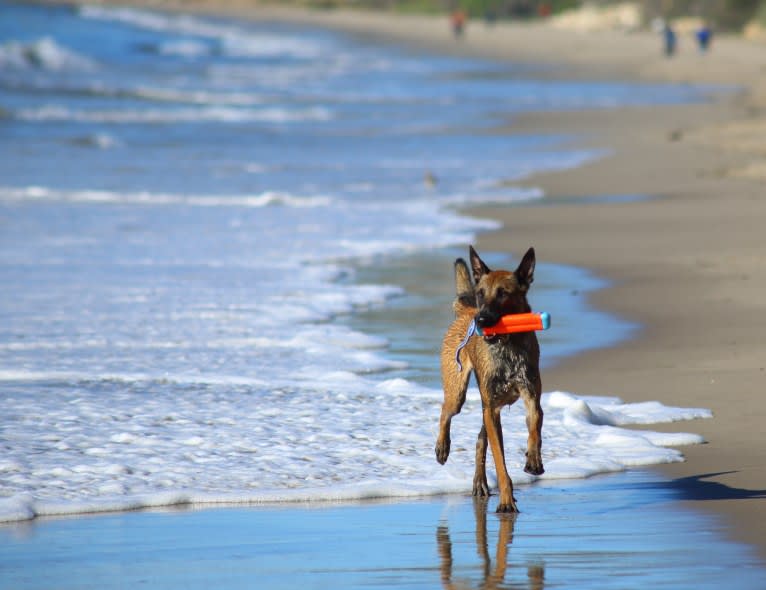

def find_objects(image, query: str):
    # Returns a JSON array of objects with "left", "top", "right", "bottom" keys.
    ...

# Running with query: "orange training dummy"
[
  {"left": 477, "top": 311, "right": 551, "bottom": 337},
  {"left": 454, "top": 312, "right": 551, "bottom": 372}
]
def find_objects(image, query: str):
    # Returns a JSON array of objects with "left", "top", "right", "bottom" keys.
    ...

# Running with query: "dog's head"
[{"left": 469, "top": 246, "right": 535, "bottom": 339}]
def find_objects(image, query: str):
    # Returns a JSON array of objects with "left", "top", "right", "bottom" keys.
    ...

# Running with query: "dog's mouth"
[
  {"left": 475, "top": 317, "right": 501, "bottom": 344},
  {"left": 481, "top": 333, "right": 500, "bottom": 344},
  {"left": 475, "top": 315, "right": 502, "bottom": 344}
]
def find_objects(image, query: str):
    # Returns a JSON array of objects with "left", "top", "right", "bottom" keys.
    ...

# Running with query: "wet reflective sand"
[{"left": 2, "top": 470, "right": 764, "bottom": 589}]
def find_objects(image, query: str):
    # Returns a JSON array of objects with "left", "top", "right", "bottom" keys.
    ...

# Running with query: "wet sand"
[
  {"left": 38, "top": 0, "right": 766, "bottom": 562},
  {"left": 2, "top": 471, "right": 764, "bottom": 589}
]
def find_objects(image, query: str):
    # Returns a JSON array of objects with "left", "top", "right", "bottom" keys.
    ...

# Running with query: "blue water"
[{"left": 1, "top": 3, "right": 762, "bottom": 583}]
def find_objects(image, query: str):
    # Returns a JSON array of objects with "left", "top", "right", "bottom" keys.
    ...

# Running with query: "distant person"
[
  {"left": 663, "top": 23, "right": 677, "bottom": 57},
  {"left": 450, "top": 10, "right": 466, "bottom": 38},
  {"left": 696, "top": 25, "right": 713, "bottom": 52}
]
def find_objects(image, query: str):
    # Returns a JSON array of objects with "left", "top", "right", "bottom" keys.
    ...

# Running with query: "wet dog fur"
[{"left": 435, "top": 246, "right": 543, "bottom": 512}]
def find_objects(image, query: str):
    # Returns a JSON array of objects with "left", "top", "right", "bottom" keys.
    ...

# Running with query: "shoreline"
[
  {"left": 206, "top": 3, "right": 766, "bottom": 555},
  {"left": 42, "top": 0, "right": 766, "bottom": 559},
  {"left": 476, "top": 100, "right": 766, "bottom": 555},
  {"left": 248, "top": 6, "right": 766, "bottom": 557}
]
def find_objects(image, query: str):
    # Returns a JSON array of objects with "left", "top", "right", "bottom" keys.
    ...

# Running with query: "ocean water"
[{"left": 0, "top": 1, "right": 715, "bottom": 522}]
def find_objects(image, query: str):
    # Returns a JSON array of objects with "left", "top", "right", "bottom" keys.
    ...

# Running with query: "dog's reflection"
[{"left": 436, "top": 497, "right": 544, "bottom": 590}]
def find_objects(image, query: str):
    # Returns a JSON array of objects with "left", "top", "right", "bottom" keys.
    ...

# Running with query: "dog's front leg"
[
  {"left": 521, "top": 382, "right": 544, "bottom": 476},
  {"left": 472, "top": 423, "right": 490, "bottom": 496},
  {"left": 483, "top": 405, "right": 518, "bottom": 513},
  {"left": 435, "top": 408, "right": 453, "bottom": 465},
  {"left": 436, "top": 348, "right": 471, "bottom": 465}
]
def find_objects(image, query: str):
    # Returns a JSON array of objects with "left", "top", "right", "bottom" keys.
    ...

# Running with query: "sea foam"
[
  {"left": 15, "top": 104, "right": 332, "bottom": 124},
  {"left": 0, "top": 186, "right": 333, "bottom": 208},
  {"left": 79, "top": 5, "right": 326, "bottom": 59},
  {"left": 0, "top": 37, "right": 97, "bottom": 72},
  {"left": 0, "top": 374, "right": 711, "bottom": 523}
]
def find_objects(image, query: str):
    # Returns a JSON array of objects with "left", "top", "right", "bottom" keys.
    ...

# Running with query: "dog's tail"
[{"left": 452, "top": 258, "right": 475, "bottom": 314}]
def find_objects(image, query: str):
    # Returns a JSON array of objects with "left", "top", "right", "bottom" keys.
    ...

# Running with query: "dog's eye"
[
  {"left": 476, "top": 289, "right": 485, "bottom": 302},
  {"left": 496, "top": 288, "right": 508, "bottom": 299}
]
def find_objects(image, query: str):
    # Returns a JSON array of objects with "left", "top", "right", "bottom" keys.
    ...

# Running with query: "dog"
[{"left": 435, "top": 246, "right": 544, "bottom": 512}]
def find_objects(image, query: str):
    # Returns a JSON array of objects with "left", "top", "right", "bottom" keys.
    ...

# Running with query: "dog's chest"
[{"left": 484, "top": 341, "right": 536, "bottom": 404}]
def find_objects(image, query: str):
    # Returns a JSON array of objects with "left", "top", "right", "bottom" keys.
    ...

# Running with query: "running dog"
[{"left": 435, "top": 246, "right": 543, "bottom": 512}]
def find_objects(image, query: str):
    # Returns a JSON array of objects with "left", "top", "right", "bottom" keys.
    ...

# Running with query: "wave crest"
[
  {"left": 0, "top": 186, "right": 332, "bottom": 208},
  {"left": 0, "top": 37, "right": 97, "bottom": 72}
]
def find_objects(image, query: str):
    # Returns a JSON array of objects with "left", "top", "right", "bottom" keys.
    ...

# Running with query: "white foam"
[
  {"left": 0, "top": 383, "right": 711, "bottom": 523},
  {"left": 0, "top": 186, "right": 332, "bottom": 208},
  {"left": 130, "top": 86, "right": 265, "bottom": 107},
  {"left": 79, "top": 5, "right": 326, "bottom": 59},
  {"left": 14, "top": 104, "right": 332, "bottom": 124},
  {"left": 0, "top": 37, "right": 97, "bottom": 72}
]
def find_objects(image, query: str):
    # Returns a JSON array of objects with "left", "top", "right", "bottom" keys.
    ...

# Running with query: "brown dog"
[{"left": 435, "top": 246, "right": 544, "bottom": 512}]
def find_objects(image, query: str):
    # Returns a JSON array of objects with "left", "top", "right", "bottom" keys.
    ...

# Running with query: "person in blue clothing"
[
  {"left": 663, "top": 22, "right": 677, "bottom": 57},
  {"left": 696, "top": 25, "right": 713, "bottom": 52}
]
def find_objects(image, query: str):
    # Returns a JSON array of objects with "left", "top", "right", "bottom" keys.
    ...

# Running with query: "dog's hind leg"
[
  {"left": 472, "top": 423, "right": 490, "bottom": 496},
  {"left": 435, "top": 343, "right": 472, "bottom": 465},
  {"left": 483, "top": 405, "right": 518, "bottom": 513}
]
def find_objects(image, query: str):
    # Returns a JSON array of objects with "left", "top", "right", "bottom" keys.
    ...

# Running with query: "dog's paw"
[
  {"left": 495, "top": 498, "right": 519, "bottom": 513},
  {"left": 435, "top": 437, "right": 450, "bottom": 465},
  {"left": 524, "top": 462, "right": 544, "bottom": 476},
  {"left": 472, "top": 475, "right": 490, "bottom": 497},
  {"left": 524, "top": 451, "right": 545, "bottom": 476}
]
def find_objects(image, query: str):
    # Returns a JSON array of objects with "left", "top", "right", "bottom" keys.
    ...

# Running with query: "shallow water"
[
  {"left": 1, "top": 471, "right": 764, "bottom": 589},
  {"left": 349, "top": 249, "right": 638, "bottom": 386}
]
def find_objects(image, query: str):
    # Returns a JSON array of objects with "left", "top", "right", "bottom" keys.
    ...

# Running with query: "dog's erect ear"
[
  {"left": 469, "top": 246, "right": 491, "bottom": 283},
  {"left": 515, "top": 247, "right": 536, "bottom": 290}
]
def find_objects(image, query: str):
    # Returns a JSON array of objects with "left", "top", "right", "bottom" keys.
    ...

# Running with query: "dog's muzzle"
[{"left": 475, "top": 311, "right": 500, "bottom": 341}]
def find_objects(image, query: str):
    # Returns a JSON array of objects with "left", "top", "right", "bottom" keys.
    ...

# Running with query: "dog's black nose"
[{"left": 476, "top": 312, "right": 500, "bottom": 328}]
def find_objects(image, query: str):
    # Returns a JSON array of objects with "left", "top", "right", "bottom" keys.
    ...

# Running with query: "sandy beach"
[{"left": 13, "top": 0, "right": 766, "bottom": 565}]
